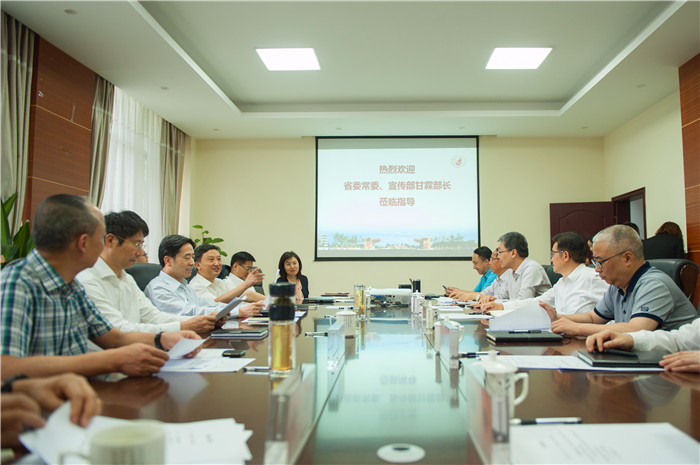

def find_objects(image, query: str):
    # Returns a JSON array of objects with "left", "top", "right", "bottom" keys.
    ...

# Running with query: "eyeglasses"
[
  {"left": 496, "top": 248, "right": 511, "bottom": 256},
  {"left": 490, "top": 256, "right": 500, "bottom": 261},
  {"left": 113, "top": 234, "right": 145, "bottom": 250},
  {"left": 591, "top": 251, "right": 626, "bottom": 268},
  {"left": 550, "top": 250, "right": 565, "bottom": 259}
]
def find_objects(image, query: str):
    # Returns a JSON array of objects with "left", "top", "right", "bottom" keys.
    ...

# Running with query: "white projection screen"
[{"left": 316, "top": 136, "right": 480, "bottom": 260}]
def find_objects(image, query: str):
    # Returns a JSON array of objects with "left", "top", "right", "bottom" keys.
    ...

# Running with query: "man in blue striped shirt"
[{"left": 1, "top": 194, "right": 200, "bottom": 379}]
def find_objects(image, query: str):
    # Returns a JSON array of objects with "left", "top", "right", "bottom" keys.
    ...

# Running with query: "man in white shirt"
[
  {"left": 77, "top": 211, "right": 219, "bottom": 336},
  {"left": 189, "top": 245, "right": 264, "bottom": 317},
  {"left": 585, "top": 319, "right": 700, "bottom": 373},
  {"left": 482, "top": 232, "right": 609, "bottom": 314},
  {"left": 491, "top": 231, "right": 551, "bottom": 300},
  {"left": 224, "top": 251, "right": 266, "bottom": 302}
]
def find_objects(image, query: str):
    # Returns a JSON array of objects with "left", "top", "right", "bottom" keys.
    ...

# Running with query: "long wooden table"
[{"left": 90, "top": 305, "right": 700, "bottom": 464}]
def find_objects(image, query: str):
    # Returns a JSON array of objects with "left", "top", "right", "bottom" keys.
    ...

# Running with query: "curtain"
[
  {"left": 160, "top": 121, "right": 186, "bottom": 237},
  {"left": 88, "top": 75, "right": 114, "bottom": 208},
  {"left": 1, "top": 13, "right": 35, "bottom": 230},
  {"left": 101, "top": 87, "right": 163, "bottom": 261}
]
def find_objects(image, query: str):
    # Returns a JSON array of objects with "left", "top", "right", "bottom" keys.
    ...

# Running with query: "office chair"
[
  {"left": 124, "top": 263, "right": 162, "bottom": 291},
  {"left": 647, "top": 259, "right": 699, "bottom": 302},
  {"left": 542, "top": 264, "right": 562, "bottom": 286}
]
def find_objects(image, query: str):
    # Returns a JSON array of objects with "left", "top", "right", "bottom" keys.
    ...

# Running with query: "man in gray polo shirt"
[{"left": 548, "top": 224, "right": 697, "bottom": 337}]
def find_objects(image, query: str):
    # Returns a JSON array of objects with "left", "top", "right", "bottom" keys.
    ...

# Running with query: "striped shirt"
[{"left": 1, "top": 249, "right": 112, "bottom": 357}]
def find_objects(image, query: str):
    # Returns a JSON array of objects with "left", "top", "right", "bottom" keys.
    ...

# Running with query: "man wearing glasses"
[
  {"left": 78, "top": 211, "right": 221, "bottom": 338},
  {"left": 449, "top": 249, "right": 511, "bottom": 303},
  {"left": 222, "top": 251, "right": 266, "bottom": 302},
  {"left": 482, "top": 232, "right": 609, "bottom": 314},
  {"left": 491, "top": 231, "right": 551, "bottom": 301},
  {"left": 547, "top": 224, "right": 697, "bottom": 337}
]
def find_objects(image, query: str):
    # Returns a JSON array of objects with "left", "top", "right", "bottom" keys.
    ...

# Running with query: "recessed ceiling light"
[
  {"left": 486, "top": 48, "right": 552, "bottom": 69},
  {"left": 256, "top": 48, "right": 320, "bottom": 71}
]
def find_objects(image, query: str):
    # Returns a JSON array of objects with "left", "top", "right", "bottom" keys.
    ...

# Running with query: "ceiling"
[{"left": 3, "top": 1, "right": 699, "bottom": 139}]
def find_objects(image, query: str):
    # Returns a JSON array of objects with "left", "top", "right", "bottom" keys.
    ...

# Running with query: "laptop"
[
  {"left": 576, "top": 349, "right": 665, "bottom": 368},
  {"left": 486, "top": 330, "right": 563, "bottom": 343}
]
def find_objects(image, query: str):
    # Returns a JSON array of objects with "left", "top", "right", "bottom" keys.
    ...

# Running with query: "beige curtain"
[
  {"left": 1, "top": 13, "right": 35, "bottom": 230},
  {"left": 89, "top": 75, "right": 114, "bottom": 208},
  {"left": 160, "top": 121, "right": 187, "bottom": 236}
]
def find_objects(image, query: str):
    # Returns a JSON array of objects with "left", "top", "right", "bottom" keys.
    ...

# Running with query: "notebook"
[
  {"left": 486, "top": 330, "right": 563, "bottom": 343},
  {"left": 210, "top": 328, "right": 269, "bottom": 340},
  {"left": 576, "top": 350, "right": 665, "bottom": 368}
]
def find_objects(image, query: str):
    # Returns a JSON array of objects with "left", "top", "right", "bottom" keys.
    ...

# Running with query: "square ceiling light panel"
[
  {"left": 256, "top": 48, "right": 320, "bottom": 71},
  {"left": 486, "top": 47, "right": 552, "bottom": 69}
]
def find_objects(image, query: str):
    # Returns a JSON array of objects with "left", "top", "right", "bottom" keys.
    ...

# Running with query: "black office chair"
[
  {"left": 542, "top": 264, "right": 562, "bottom": 286},
  {"left": 124, "top": 263, "right": 162, "bottom": 291},
  {"left": 647, "top": 259, "right": 699, "bottom": 302}
]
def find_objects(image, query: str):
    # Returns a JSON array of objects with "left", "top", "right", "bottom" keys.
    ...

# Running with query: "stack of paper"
[
  {"left": 488, "top": 301, "right": 552, "bottom": 331},
  {"left": 21, "top": 403, "right": 253, "bottom": 465}
]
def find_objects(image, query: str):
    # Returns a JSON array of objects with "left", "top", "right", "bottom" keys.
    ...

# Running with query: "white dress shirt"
[
  {"left": 223, "top": 273, "right": 256, "bottom": 296},
  {"left": 502, "top": 263, "right": 609, "bottom": 315},
  {"left": 145, "top": 271, "right": 230, "bottom": 317},
  {"left": 505, "top": 257, "right": 552, "bottom": 300},
  {"left": 630, "top": 318, "right": 700, "bottom": 353},
  {"left": 77, "top": 258, "right": 185, "bottom": 333},
  {"left": 481, "top": 269, "right": 512, "bottom": 299},
  {"left": 189, "top": 273, "right": 234, "bottom": 301}
]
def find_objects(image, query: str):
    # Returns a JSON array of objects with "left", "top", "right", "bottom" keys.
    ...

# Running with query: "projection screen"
[{"left": 316, "top": 136, "right": 480, "bottom": 260}]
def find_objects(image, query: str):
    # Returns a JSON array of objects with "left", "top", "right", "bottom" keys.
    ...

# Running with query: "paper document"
[
  {"left": 20, "top": 402, "right": 253, "bottom": 465},
  {"left": 162, "top": 349, "right": 255, "bottom": 372},
  {"left": 478, "top": 354, "right": 663, "bottom": 372},
  {"left": 488, "top": 301, "right": 551, "bottom": 331},
  {"left": 511, "top": 422, "right": 699, "bottom": 464},
  {"left": 167, "top": 337, "right": 206, "bottom": 359}
]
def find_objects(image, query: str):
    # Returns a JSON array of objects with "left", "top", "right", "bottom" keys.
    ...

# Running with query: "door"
[{"left": 549, "top": 202, "right": 615, "bottom": 242}]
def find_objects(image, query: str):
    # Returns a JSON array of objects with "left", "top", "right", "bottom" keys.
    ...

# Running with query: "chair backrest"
[
  {"left": 647, "top": 259, "right": 699, "bottom": 301},
  {"left": 124, "top": 263, "right": 162, "bottom": 291},
  {"left": 542, "top": 264, "right": 562, "bottom": 286}
]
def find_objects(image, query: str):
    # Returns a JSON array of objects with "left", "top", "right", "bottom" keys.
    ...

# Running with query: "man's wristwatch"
[
  {"left": 1, "top": 374, "right": 28, "bottom": 393},
  {"left": 154, "top": 332, "right": 165, "bottom": 351}
]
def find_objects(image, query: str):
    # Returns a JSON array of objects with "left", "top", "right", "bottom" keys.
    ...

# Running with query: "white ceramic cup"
[
  {"left": 60, "top": 421, "right": 165, "bottom": 465},
  {"left": 485, "top": 367, "right": 529, "bottom": 418},
  {"left": 330, "top": 310, "right": 357, "bottom": 337}
]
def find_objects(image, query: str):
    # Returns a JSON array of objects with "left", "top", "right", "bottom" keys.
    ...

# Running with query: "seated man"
[
  {"left": 189, "top": 244, "right": 263, "bottom": 317},
  {"left": 449, "top": 249, "right": 511, "bottom": 302},
  {"left": 445, "top": 246, "right": 496, "bottom": 298},
  {"left": 548, "top": 224, "right": 698, "bottom": 337},
  {"left": 586, "top": 319, "right": 700, "bottom": 373},
  {"left": 146, "top": 235, "right": 261, "bottom": 318},
  {"left": 0, "top": 195, "right": 200, "bottom": 380},
  {"left": 77, "top": 211, "right": 220, "bottom": 336},
  {"left": 224, "top": 251, "right": 266, "bottom": 302},
  {"left": 482, "top": 232, "right": 609, "bottom": 314},
  {"left": 493, "top": 231, "right": 551, "bottom": 300}
]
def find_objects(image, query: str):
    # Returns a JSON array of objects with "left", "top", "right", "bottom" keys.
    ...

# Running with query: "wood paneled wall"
[
  {"left": 679, "top": 53, "right": 700, "bottom": 308},
  {"left": 22, "top": 37, "right": 94, "bottom": 222}
]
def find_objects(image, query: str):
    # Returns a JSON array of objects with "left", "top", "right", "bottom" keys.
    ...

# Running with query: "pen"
[
  {"left": 244, "top": 366, "right": 269, "bottom": 373},
  {"left": 510, "top": 417, "right": 582, "bottom": 425},
  {"left": 459, "top": 351, "right": 499, "bottom": 358},
  {"left": 304, "top": 331, "right": 328, "bottom": 337},
  {"left": 509, "top": 330, "right": 542, "bottom": 334}
]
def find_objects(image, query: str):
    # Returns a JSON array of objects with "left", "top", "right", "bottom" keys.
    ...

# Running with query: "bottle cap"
[{"left": 269, "top": 282, "right": 296, "bottom": 296}]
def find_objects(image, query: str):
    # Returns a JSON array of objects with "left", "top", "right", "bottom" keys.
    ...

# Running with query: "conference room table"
[{"left": 89, "top": 303, "right": 700, "bottom": 464}]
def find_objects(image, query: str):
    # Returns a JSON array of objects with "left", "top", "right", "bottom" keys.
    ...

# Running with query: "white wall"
[
  {"left": 187, "top": 136, "right": 606, "bottom": 295},
  {"left": 604, "top": 92, "right": 686, "bottom": 242}
]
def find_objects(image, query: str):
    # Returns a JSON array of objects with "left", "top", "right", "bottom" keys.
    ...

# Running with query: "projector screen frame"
[{"left": 314, "top": 135, "right": 481, "bottom": 262}]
